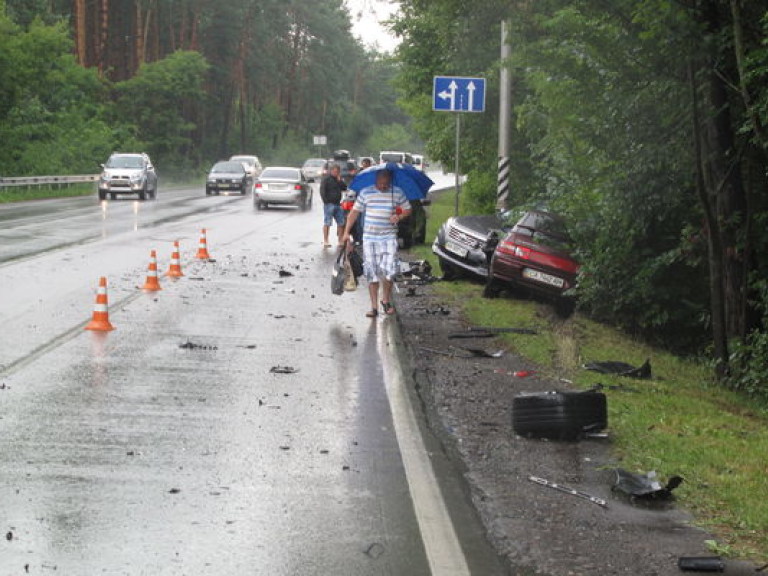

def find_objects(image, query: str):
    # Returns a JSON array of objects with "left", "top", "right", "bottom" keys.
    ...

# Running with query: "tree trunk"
[
  {"left": 689, "top": 60, "right": 729, "bottom": 377},
  {"left": 97, "top": 0, "right": 109, "bottom": 75},
  {"left": 135, "top": 1, "right": 145, "bottom": 70},
  {"left": 73, "top": 0, "right": 87, "bottom": 66}
]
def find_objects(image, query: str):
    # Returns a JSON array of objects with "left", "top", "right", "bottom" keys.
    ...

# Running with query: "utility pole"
[{"left": 497, "top": 20, "right": 512, "bottom": 212}]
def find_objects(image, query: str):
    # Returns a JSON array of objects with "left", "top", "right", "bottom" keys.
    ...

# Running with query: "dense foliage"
[
  {"left": 0, "top": 0, "right": 419, "bottom": 178},
  {"left": 393, "top": 0, "right": 768, "bottom": 394}
]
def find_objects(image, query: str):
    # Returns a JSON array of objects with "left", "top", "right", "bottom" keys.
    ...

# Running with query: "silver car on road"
[{"left": 254, "top": 167, "right": 312, "bottom": 210}]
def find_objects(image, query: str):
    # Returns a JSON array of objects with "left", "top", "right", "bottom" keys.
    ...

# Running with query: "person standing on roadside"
[
  {"left": 342, "top": 169, "right": 411, "bottom": 317},
  {"left": 320, "top": 164, "right": 347, "bottom": 247}
]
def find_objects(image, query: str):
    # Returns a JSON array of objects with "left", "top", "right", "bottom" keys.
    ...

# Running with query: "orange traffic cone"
[
  {"left": 85, "top": 276, "right": 115, "bottom": 331},
  {"left": 142, "top": 250, "right": 162, "bottom": 291},
  {"left": 195, "top": 228, "right": 211, "bottom": 260},
  {"left": 166, "top": 241, "right": 184, "bottom": 278}
]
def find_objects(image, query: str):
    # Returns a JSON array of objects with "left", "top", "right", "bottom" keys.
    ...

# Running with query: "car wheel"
[
  {"left": 483, "top": 277, "right": 503, "bottom": 299},
  {"left": 138, "top": 186, "right": 147, "bottom": 201},
  {"left": 512, "top": 390, "right": 607, "bottom": 441},
  {"left": 555, "top": 297, "right": 576, "bottom": 319},
  {"left": 438, "top": 257, "right": 460, "bottom": 280},
  {"left": 110, "top": 193, "right": 116, "bottom": 200},
  {"left": 98, "top": 190, "right": 106, "bottom": 201},
  {"left": 206, "top": 189, "right": 212, "bottom": 196},
  {"left": 241, "top": 185, "right": 247, "bottom": 196}
]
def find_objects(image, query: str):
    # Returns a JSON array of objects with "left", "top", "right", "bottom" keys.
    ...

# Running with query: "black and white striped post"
[{"left": 497, "top": 20, "right": 512, "bottom": 212}]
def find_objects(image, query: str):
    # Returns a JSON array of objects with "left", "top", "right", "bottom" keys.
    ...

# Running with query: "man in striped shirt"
[{"left": 342, "top": 170, "right": 411, "bottom": 317}]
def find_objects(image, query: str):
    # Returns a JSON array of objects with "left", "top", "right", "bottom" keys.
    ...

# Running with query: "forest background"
[{"left": 2, "top": 0, "right": 768, "bottom": 393}]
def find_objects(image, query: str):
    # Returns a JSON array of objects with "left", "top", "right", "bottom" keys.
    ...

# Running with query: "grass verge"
[
  {"left": 409, "top": 190, "right": 768, "bottom": 561},
  {"left": 0, "top": 184, "right": 96, "bottom": 203}
]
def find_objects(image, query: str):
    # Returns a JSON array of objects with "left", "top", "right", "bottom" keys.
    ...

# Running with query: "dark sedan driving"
[{"left": 206, "top": 161, "right": 252, "bottom": 196}]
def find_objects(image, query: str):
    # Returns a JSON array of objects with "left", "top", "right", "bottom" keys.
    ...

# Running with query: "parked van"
[{"left": 379, "top": 150, "right": 414, "bottom": 165}]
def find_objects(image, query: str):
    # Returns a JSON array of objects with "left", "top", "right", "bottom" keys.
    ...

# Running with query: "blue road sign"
[{"left": 433, "top": 76, "right": 486, "bottom": 113}]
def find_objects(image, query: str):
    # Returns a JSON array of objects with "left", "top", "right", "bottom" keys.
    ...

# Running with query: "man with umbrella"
[{"left": 342, "top": 169, "right": 411, "bottom": 317}]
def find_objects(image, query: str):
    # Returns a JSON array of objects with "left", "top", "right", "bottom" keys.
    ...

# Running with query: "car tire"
[
  {"left": 110, "top": 193, "right": 116, "bottom": 200},
  {"left": 241, "top": 184, "right": 247, "bottom": 196},
  {"left": 138, "top": 186, "right": 147, "bottom": 201},
  {"left": 512, "top": 390, "right": 607, "bottom": 441},
  {"left": 206, "top": 189, "right": 212, "bottom": 196},
  {"left": 439, "top": 257, "right": 460, "bottom": 280},
  {"left": 483, "top": 277, "right": 503, "bottom": 299},
  {"left": 98, "top": 190, "right": 106, "bottom": 201},
  {"left": 555, "top": 297, "right": 576, "bottom": 319}
]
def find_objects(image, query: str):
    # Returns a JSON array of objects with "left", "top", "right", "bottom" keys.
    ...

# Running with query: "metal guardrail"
[{"left": 0, "top": 174, "right": 99, "bottom": 188}]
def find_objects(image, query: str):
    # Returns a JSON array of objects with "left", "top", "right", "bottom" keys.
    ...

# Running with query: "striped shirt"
[{"left": 354, "top": 185, "right": 411, "bottom": 240}]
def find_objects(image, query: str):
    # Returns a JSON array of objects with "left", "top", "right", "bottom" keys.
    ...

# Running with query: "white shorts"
[{"left": 363, "top": 238, "right": 399, "bottom": 282}]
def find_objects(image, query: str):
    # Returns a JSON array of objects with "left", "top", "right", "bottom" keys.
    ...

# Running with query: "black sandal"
[
  {"left": 366, "top": 309, "right": 378, "bottom": 318},
  {"left": 381, "top": 301, "right": 396, "bottom": 315}
]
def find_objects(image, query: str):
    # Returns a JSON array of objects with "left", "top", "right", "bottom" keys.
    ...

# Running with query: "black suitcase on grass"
[{"left": 512, "top": 390, "right": 607, "bottom": 441}]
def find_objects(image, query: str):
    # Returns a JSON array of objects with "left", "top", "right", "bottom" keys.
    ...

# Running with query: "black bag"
[
  {"left": 331, "top": 250, "right": 346, "bottom": 295},
  {"left": 348, "top": 249, "right": 364, "bottom": 278}
]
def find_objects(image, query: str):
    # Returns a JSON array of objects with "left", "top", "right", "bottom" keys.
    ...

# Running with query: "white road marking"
[{"left": 379, "top": 319, "right": 471, "bottom": 576}]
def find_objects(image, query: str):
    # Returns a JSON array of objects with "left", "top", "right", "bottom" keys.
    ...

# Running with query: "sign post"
[
  {"left": 432, "top": 76, "right": 486, "bottom": 216},
  {"left": 312, "top": 135, "right": 327, "bottom": 158}
]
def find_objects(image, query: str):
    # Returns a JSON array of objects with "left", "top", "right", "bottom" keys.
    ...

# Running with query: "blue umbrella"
[{"left": 348, "top": 162, "right": 434, "bottom": 201}]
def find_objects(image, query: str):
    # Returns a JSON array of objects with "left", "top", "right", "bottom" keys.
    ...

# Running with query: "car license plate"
[
  {"left": 523, "top": 268, "right": 565, "bottom": 288},
  {"left": 445, "top": 241, "right": 468, "bottom": 258}
]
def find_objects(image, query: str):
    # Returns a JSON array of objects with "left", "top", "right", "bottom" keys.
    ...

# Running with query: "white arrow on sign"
[
  {"left": 438, "top": 80, "right": 458, "bottom": 111},
  {"left": 467, "top": 81, "right": 476, "bottom": 112}
]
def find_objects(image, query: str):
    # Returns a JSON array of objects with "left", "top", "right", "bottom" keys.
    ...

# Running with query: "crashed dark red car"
[{"left": 484, "top": 210, "right": 579, "bottom": 317}]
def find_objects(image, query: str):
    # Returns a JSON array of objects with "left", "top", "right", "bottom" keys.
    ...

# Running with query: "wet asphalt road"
[{"left": 0, "top": 180, "right": 502, "bottom": 574}]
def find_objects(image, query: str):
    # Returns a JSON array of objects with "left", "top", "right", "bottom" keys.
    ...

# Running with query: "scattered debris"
[
  {"left": 6, "top": 530, "right": 12, "bottom": 541},
  {"left": 0, "top": 383, "right": 7, "bottom": 390},
  {"left": 168, "top": 488, "right": 181, "bottom": 494},
  {"left": 468, "top": 326, "right": 538, "bottom": 335},
  {"left": 677, "top": 556, "right": 725, "bottom": 572},
  {"left": 612, "top": 469, "right": 683, "bottom": 500},
  {"left": 279, "top": 446, "right": 291, "bottom": 451},
  {"left": 178, "top": 340, "right": 218, "bottom": 350},
  {"left": 278, "top": 269, "right": 294, "bottom": 277},
  {"left": 583, "top": 359, "right": 652, "bottom": 379},
  {"left": 513, "top": 370, "right": 535, "bottom": 378},
  {"left": 448, "top": 332, "right": 495, "bottom": 339},
  {"left": 319, "top": 449, "right": 329, "bottom": 455},
  {"left": 270, "top": 365, "right": 299, "bottom": 374},
  {"left": 364, "top": 542, "right": 386, "bottom": 559},
  {"left": 237, "top": 344, "right": 257, "bottom": 350},
  {"left": 423, "top": 305, "right": 450, "bottom": 316},
  {"left": 528, "top": 475, "right": 608, "bottom": 508},
  {"left": 189, "top": 277, "right": 205, "bottom": 281},
  {"left": 458, "top": 347, "right": 504, "bottom": 359}
]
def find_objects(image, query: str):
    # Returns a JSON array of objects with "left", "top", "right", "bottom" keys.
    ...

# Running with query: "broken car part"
[
  {"left": 583, "top": 359, "right": 652, "bottom": 379},
  {"left": 512, "top": 390, "right": 607, "bottom": 441},
  {"left": 528, "top": 475, "right": 608, "bottom": 508},
  {"left": 612, "top": 468, "right": 683, "bottom": 500},
  {"left": 677, "top": 556, "right": 725, "bottom": 572}
]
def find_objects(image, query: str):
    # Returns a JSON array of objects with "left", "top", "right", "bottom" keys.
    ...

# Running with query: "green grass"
[
  {"left": 411, "top": 190, "right": 768, "bottom": 560},
  {"left": 0, "top": 184, "right": 96, "bottom": 203}
]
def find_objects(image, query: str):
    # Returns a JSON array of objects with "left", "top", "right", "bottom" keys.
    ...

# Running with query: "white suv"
[{"left": 98, "top": 153, "right": 158, "bottom": 201}]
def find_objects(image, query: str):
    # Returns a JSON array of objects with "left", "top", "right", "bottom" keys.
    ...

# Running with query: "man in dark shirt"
[{"left": 320, "top": 164, "right": 347, "bottom": 247}]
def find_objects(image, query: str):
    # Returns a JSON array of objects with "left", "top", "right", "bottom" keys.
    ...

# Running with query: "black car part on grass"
[
  {"left": 612, "top": 468, "right": 683, "bottom": 500},
  {"left": 677, "top": 556, "right": 725, "bottom": 572},
  {"left": 512, "top": 389, "right": 607, "bottom": 441},
  {"left": 583, "top": 358, "right": 652, "bottom": 379}
]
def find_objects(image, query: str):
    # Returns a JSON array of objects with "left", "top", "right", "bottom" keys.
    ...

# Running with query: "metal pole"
[
  {"left": 454, "top": 113, "right": 461, "bottom": 216},
  {"left": 497, "top": 20, "right": 512, "bottom": 212}
]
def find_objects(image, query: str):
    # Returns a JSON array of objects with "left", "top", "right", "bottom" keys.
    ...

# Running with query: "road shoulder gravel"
[{"left": 394, "top": 281, "right": 757, "bottom": 576}]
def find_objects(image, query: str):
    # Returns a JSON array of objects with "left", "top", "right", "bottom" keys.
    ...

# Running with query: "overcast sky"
[{"left": 345, "top": 0, "right": 400, "bottom": 53}]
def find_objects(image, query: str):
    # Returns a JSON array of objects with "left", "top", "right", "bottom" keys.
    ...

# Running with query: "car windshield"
[
  {"left": 212, "top": 162, "right": 245, "bottom": 173},
  {"left": 106, "top": 156, "right": 143, "bottom": 169},
  {"left": 303, "top": 159, "right": 325, "bottom": 167},
  {"left": 261, "top": 168, "right": 299, "bottom": 180},
  {"left": 231, "top": 156, "right": 255, "bottom": 166}
]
